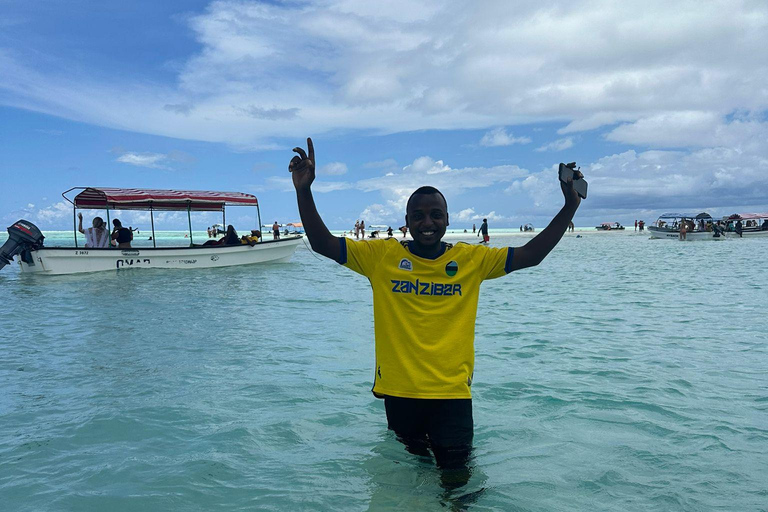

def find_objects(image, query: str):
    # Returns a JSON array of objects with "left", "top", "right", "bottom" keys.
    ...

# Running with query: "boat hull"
[
  {"left": 14, "top": 237, "right": 303, "bottom": 275},
  {"left": 647, "top": 227, "right": 725, "bottom": 240},
  {"left": 731, "top": 230, "right": 768, "bottom": 237}
]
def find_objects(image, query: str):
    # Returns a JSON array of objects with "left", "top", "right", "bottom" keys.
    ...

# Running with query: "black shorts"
[{"left": 384, "top": 396, "right": 473, "bottom": 469}]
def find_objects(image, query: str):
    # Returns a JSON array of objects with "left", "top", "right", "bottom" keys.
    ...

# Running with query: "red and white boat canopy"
[
  {"left": 64, "top": 187, "right": 258, "bottom": 211},
  {"left": 727, "top": 212, "right": 768, "bottom": 220}
]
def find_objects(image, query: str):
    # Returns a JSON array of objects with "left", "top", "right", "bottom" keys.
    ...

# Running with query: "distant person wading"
[{"left": 477, "top": 218, "right": 489, "bottom": 243}]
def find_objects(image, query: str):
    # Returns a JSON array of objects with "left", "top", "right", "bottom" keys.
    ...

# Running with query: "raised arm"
[
  {"left": 510, "top": 169, "right": 583, "bottom": 271},
  {"left": 290, "top": 138, "right": 341, "bottom": 262},
  {"left": 77, "top": 213, "right": 85, "bottom": 234}
]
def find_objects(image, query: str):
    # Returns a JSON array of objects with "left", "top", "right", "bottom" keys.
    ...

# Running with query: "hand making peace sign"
[{"left": 289, "top": 137, "right": 315, "bottom": 191}]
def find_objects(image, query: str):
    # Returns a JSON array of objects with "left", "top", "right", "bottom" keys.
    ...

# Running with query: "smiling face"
[{"left": 406, "top": 192, "right": 449, "bottom": 251}]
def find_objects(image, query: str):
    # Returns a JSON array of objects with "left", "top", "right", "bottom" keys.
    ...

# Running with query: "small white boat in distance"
[
  {"left": 648, "top": 212, "right": 726, "bottom": 240},
  {"left": 595, "top": 222, "right": 625, "bottom": 230},
  {"left": 0, "top": 187, "right": 302, "bottom": 275},
  {"left": 723, "top": 213, "right": 768, "bottom": 237}
]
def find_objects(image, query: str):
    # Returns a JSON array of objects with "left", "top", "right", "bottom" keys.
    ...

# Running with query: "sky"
[{"left": 1, "top": 0, "right": 767, "bottom": 231}]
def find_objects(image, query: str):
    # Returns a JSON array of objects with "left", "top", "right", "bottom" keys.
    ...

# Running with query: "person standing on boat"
[
  {"left": 77, "top": 213, "right": 109, "bottom": 248},
  {"left": 272, "top": 221, "right": 281, "bottom": 240},
  {"left": 735, "top": 219, "right": 743, "bottom": 237},
  {"left": 111, "top": 219, "right": 133, "bottom": 248},
  {"left": 288, "top": 137, "right": 583, "bottom": 487}
]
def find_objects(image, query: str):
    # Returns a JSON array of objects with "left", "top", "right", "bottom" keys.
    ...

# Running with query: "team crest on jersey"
[
  {"left": 398, "top": 258, "right": 413, "bottom": 271},
  {"left": 445, "top": 260, "right": 459, "bottom": 277}
]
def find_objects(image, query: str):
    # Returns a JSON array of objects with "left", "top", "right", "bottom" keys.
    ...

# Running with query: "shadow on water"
[{"left": 362, "top": 431, "right": 490, "bottom": 511}]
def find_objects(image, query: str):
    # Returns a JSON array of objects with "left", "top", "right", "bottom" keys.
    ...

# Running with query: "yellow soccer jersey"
[{"left": 339, "top": 237, "right": 514, "bottom": 399}]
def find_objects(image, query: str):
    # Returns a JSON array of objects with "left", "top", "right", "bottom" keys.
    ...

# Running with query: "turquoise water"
[{"left": 1, "top": 230, "right": 766, "bottom": 511}]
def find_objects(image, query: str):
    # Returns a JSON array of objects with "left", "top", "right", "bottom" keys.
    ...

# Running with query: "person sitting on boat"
[
  {"left": 241, "top": 230, "right": 261, "bottom": 245},
  {"left": 202, "top": 225, "right": 240, "bottom": 246},
  {"left": 220, "top": 225, "right": 240, "bottom": 245},
  {"left": 77, "top": 213, "right": 109, "bottom": 248},
  {"left": 111, "top": 219, "right": 133, "bottom": 248}
]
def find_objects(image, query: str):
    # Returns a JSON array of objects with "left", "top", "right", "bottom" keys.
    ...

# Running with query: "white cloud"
[
  {"left": 115, "top": 150, "right": 196, "bottom": 170},
  {"left": 264, "top": 175, "right": 351, "bottom": 193},
  {"left": 454, "top": 208, "right": 477, "bottom": 222},
  {"left": 2, "top": 2, "right": 767, "bottom": 146},
  {"left": 319, "top": 162, "right": 348, "bottom": 175},
  {"left": 35, "top": 201, "right": 71, "bottom": 222},
  {"left": 535, "top": 137, "right": 574, "bottom": 152},
  {"left": 479, "top": 127, "right": 531, "bottom": 147},
  {"left": 358, "top": 156, "right": 528, "bottom": 211},
  {"left": 454, "top": 207, "right": 511, "bottom": 223},
  {"left": 359, "top": 203, "right": 395, "bottom": 225},
  {"left": 265, "top": 176, "right": 293, "bottom": 192},
  {"left": 116, "top": 152, "right": 170, "bottom": 169},
  {"left": 605, "top": 111, "right": 768, "bottom": 148},
  {"left": 313, "top": 181, "right": 353, "bottom": 193}
]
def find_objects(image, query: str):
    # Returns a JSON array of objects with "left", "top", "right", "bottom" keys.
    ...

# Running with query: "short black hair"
[
  {"left": 113, "top": 219, "right": 122, "bottom": 227},
  {"left": 406, "top": 186, "right": 447, "bottom": 213}
]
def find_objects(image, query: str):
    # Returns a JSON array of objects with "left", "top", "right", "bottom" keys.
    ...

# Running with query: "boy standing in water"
[{"left": 289, "top": 138, "right": 582, "bottom": 483}]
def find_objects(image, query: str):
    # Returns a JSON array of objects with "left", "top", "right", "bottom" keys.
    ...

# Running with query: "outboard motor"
[{"left": 0, "top": 220, "right": 45, "bottom": 270}]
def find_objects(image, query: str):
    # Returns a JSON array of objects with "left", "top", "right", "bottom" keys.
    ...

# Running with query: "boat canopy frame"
[
  {"left": 62, "top": 187, "right": 262, "bottom": 248},
  {"left": 657, "top": 212, "right": 713, "bottom": 220}
]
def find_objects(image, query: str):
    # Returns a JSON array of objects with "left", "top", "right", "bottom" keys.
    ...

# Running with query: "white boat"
[
  {"left": 595, "top": 222, "right": 625, "bottom": 231},
  {"left": 722, "top": 213, "right": 768, "bottom": 237},
  {"left": 648, "top": 212, "right": 726, "bottom": 241},
  {"left": 0, "top": 187, "right": 302, "bottom": 275}
]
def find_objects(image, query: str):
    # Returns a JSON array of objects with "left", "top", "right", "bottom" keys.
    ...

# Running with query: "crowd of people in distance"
[
  {"left": 77, "top": 213, "right": 135, "bottom": 248},
  {"left": 342, "top": 222, "right": 401, "bottom": 239}
]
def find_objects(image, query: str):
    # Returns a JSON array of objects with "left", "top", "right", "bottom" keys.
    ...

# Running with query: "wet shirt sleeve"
[
  {"left": 337, "top": 238, "right": 389, "bottom": 277},
  {"left": 477, "top": 245, "right": 515, "bottom": 280}
]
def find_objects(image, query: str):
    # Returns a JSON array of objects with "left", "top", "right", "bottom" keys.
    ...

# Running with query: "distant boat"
[
  {"left": 648, "top": 212, "right": 725, "bottom": 240},
  {"left": 595, "top": 222, "right": 625, "bottom": 231},
  {"left": 722, "top": 213, "right": 768, "bottom": 237}
]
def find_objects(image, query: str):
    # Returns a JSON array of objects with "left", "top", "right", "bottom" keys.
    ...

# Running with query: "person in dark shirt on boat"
[
  {"left": 111, "top": 219, "right": 133, "bottom": 248},
  {"left": 735, "top": 220, "right": 743, "bottom": 237},
  {"left": 202, "top": 225, "right": 240, "bottom": 246},
  {"left": 220, "top": 225, "right": 240, "bottom": 245}
]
